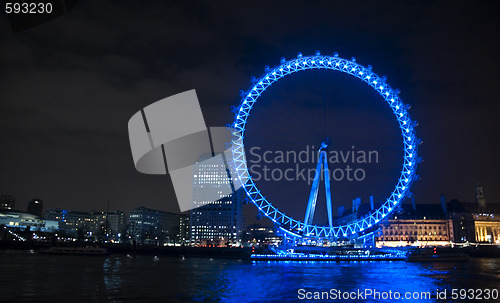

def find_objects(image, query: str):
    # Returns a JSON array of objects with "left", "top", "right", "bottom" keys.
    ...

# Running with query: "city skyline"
[{"left": 1, "top": 1, "right": 499, "bottom": 220}]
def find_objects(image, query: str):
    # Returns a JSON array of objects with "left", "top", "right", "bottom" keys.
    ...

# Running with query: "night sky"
[{"left": 1, "top": 1, "right": 499, "bottom": 222}]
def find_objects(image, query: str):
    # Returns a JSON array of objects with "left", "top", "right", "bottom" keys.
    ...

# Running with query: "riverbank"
[{"left": 0, "top": 240, "right": 254, "bottom": 259}]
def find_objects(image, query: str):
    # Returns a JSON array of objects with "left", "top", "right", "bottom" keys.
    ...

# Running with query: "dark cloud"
[{"left": 0, "top": 0, "right": 499, "bottom": 218}]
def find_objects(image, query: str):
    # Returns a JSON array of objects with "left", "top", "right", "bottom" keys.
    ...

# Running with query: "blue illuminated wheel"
[{"left": 231, "top": 51, "right": 419, "bottom": 239}]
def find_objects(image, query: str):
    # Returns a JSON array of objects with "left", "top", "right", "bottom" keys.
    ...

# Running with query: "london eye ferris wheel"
[{"left": 231, "top": 51, "right": 420, "bottom": 242}]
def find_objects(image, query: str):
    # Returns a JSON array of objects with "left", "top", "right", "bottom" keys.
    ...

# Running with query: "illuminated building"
[
  {"left": 190, "top": 153, "right": 245, "bottom": 246},
  {"left": 0, "top": 194, "right": 15, "bottom": 210},
  {"left": 44, "top": 209, "right": 92, "bottom": 234},
  {"left": 0, "top": 210, "right": 57, "bottom": 231},
  {"left": 474, "top": 213, "right": 500, "bottom": 243},
  {"left": 245, "top": 224, "right": 281, "bottom": 245},
  {"left": 44, "top": 209, "right": 127, "bottom": 239},
  {"left": 89, "top": 211, "right": 107, "bottom": 237},
  {"left": 376, "top": 203, "right": 453, "bottom": 247},
  {"left": 178, "top": 213, "right": 190, "bottom": 244},
  {"left": 106, "top": 210, "right": 126, "bottom": 240},
  {"left": 377, "top": 188, "right": 500, "bottom": 246},
  {"left": 128, "top": 206, "right": 184, "bottom": 245},
  {"left": 448, "top": 198, "right": 500, "bottom": 244}
]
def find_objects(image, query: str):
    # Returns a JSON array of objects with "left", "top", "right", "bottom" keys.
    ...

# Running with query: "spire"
[{"left": 475, "top": 183, "right": 486, "bottom": 208}]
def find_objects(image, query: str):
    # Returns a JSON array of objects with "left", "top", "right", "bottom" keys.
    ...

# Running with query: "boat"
[
  {"left": 406, "top": 248, "right": 469, "bottom": 262},
  {"left": 251, "top": 248, "right": 408, "bottom": 261},
  {"left": 39, "top": 246, "right": 108, "bottom": 256}
]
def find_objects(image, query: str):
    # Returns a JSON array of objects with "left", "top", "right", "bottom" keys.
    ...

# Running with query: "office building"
[
  {"left": 190, "top": 153, "right": 245, "bottom": 246},
  {"left": 44, "top": 208, "right": 92, "bottom": 234},
  {"left": 448, "top": 199, "right": 500, "bottom": 244},
  {"left": 27, "top": 198, "right": 43, "bottom": 217},
  {"left": 376, "top": 203, "right": 453, "bottom": 247},
  {"left": 128, "top": 206, "right": 183, "bottom": 245}
]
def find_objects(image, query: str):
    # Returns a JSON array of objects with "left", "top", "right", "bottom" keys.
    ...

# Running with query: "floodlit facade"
[
  {"left": 375, "top": 203, "right": 453, "bottom": 248},
  {"left": 376, "top": 193, "right": 500, "bottom": 247},
  {"left": 0, "top": 210, "right": 57, "bottom": 231},
  {"left": 45, "top": 209, "right": 92, "bottom": 234},
  {"left": 448, "top": 198, "right": 500, "bottom": 244}
]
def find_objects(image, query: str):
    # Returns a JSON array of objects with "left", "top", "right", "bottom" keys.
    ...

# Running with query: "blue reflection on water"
[
  {"left": 215, "top": 261, "right": 441, "bottom": 302},
  {"left": 0, "top": 250, "right": 498, "bottom": 302}
]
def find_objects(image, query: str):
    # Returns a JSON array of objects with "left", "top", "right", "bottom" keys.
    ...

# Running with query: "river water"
[{"left": 0, "top": 249, "right": 498, "bottom": 302}]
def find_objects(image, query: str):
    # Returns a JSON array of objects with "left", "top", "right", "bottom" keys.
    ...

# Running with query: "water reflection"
[
  {"left": 214, "top": 261, "right": 442, "bottom": 302},
  {"left": 0, "top": 250, "right": 498, "bottom": 302}
]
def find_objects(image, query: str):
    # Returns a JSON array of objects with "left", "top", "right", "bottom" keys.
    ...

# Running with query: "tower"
[
  {"left": 190, "top": 153, "right": 244, "bottom": 246},
  {"left": 475, "top": 184, "right": 486, "bottom": 208},
  {"left": 27, "top": 198, "right": 43, "bottom": 217}
]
